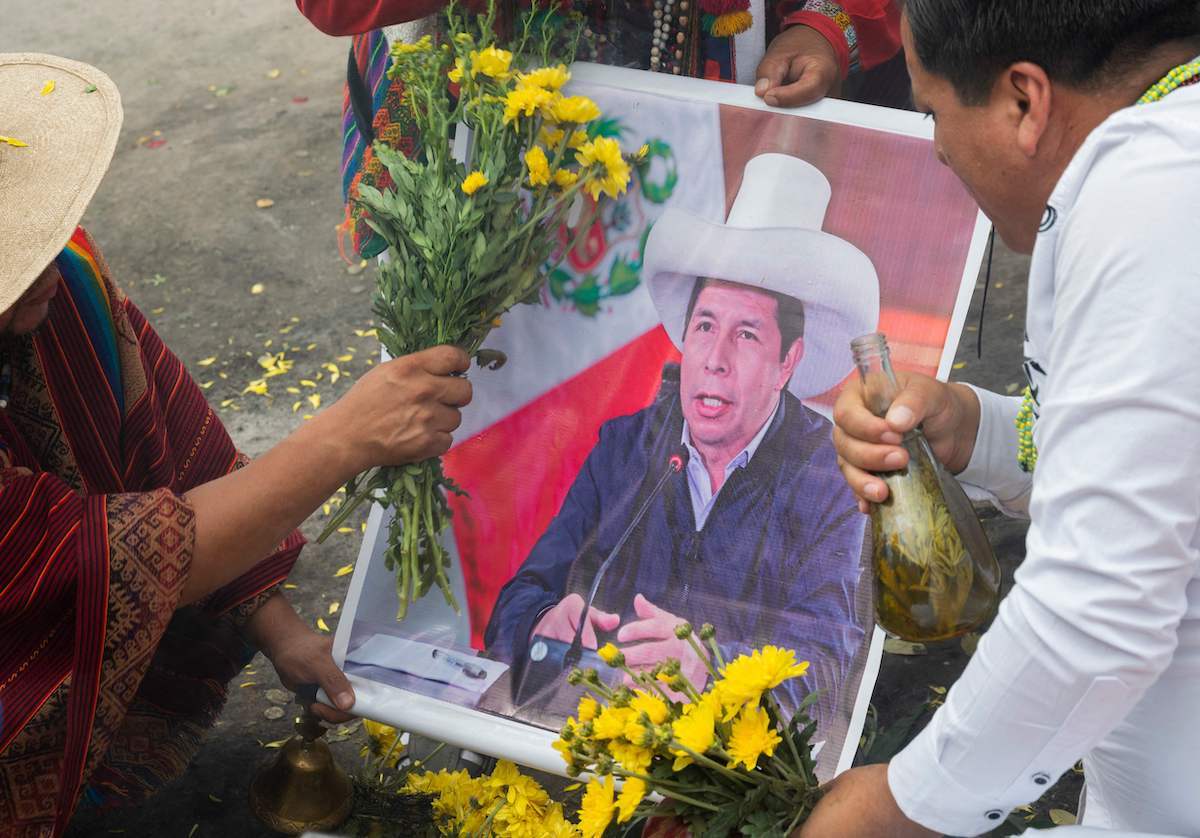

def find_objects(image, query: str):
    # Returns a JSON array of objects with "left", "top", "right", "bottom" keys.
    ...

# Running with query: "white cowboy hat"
[
  {"left": 0, "top": 54, "right": 123, "bottom": 313},
  {"left": 642, "top": 153, "right": 880, "bottom": 399}
]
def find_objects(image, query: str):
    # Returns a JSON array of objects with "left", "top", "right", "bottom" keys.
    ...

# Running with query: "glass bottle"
[{"left": 851, "top": 333, "right": 1001, "bottom": 642}]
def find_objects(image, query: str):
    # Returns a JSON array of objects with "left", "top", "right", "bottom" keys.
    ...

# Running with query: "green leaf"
[{"left": 608, "top": 257, "right": 641, "bottom": 297}]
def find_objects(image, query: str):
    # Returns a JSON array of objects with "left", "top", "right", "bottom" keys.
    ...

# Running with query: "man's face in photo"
[{"left": 680, "top": 279, "right": 803, "bottom": 459}]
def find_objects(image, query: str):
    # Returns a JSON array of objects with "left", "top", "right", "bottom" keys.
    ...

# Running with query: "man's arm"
[
  {"left": 296, "top": 0, "right": 468, "bottom": 35},
  {"left": 879, "top": 137, "right": 1200, "bottom": 835}
]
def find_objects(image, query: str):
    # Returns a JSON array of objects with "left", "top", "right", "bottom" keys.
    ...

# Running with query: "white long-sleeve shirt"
[{"left": 888, "top": 80, "right": 1200, "bottom": 836}]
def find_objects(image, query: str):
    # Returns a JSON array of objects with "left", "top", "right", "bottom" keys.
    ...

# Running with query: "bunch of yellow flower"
[
  {"left": 555, "top": 625, "right": 824, "bottom": 837},
  {"left": 404, "top": 760, "right": 579, "bottom": 837},
  {"left": 324, "top": 0, "right": 642, "bottom": 622}
]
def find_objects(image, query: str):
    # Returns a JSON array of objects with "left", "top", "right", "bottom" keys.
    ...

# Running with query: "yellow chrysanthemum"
[
  {"left": 615, "top": 776, "right": 647, "bottom": 823},
  {"left": 577, "top": 695, "right": 600, "bottom": 723},
  {"left": 716, "top": 646, "right": 809, "bottom": 718},
  {"left": 577, "top": 775, "right": 616, "bottom": 838},
  {"left": 471, "top": 46, "right": 513, "bottom": 79},
  {"left": 597, "top": 642, "right": 622, "bottom": 666},
  {"left": 518, "top": 64, "right": 571, "bottom": 91},
  {"left": 489, "top": 760, "right": 551, "bottom": 821},
  {"left": 461, "top": 170, "right": 489, "bottom": 195},
  {"left": 629, "top": 690, "right": 670, "bottom": 724},
  {"left": 525, "top": 145, "right": 551, "bottom": 187},
  {"left": 608, "top": 740, "right": 654, "bottom": 774},
  {"left": 552, "top": 735, "right": 575, "bottom": 767},
  {"left": 670, "top": 699, "right": 716, "bottom": 770},
  {"left": 541, "top": 803, "right": 582, "bottom": 837},
  {"left": 636, "top": 143, "right": 650, "bottom": 160},
  {"left": 448, "top": 57, "right": 466, "bottom": 84},
  {"left": 592, "top": 705, "right": 631, "bottom": 740},
  {"left": 503, "top": 85, "right": 555, "bottom": 125},
  {"left": 551, "top": 95, "right": 601, "bottom": 124},
  {"left": 726, "top": 704, "right": 782, "bottom": 771},
  {"left": 361, "top": 719, "right": 404, "bottom": 767},
  {"left": 552, "top": 169, "right": 579, "bottom": 189},
  {"left": 576, "top": 137, "right": 631, "bottom": 200}
]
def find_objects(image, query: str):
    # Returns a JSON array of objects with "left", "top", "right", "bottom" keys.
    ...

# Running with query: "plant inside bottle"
[{"left": 851, "top": 333, "right": 1001, "bottom": 642}]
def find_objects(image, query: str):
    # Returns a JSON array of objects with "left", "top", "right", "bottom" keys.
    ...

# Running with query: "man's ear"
[
  {"left": 778, "top": 338, "right": 804, "bottom": 391},
  {"left": 1004, "top": 61, "right": 1053, "bottom": 159}
]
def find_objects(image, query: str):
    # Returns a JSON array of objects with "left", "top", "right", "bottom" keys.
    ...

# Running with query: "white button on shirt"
[
  {"left": 888, "top": 82, "right": 1200, "bottom": 836},
  {"left": 681, "top": 398, "right": 781, "bottom": 531}
]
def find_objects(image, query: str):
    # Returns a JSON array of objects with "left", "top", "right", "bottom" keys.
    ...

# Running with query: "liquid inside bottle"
[{"left": 851, "top": 333, "right": 1001, "bottom": 642}]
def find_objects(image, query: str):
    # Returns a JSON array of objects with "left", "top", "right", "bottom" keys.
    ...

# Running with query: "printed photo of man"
[{"left": 484, "top": 154, "right": 881, "bottom": 728}]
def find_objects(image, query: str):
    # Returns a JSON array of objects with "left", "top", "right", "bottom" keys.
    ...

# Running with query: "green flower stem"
[
  {"left": 685, "top": 635, "right": 719, "bottom": 679},
  {"left": 671, "top": 743, "right": 761, "bottom": 787},
  {"left": 705, "top": 636, "right": 727, "bottom": 669},
  {"left": 766, "top": 692, "right": 805, "bottom": 776}
]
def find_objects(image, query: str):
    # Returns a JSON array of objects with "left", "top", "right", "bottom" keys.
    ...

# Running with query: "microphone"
[{"left": 562, "top": 445, "right": 690, "bottom": 670}]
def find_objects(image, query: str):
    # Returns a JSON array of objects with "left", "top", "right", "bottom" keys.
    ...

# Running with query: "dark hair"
[
  {"left": 683, "top": 278, "right": 805, "bottom": 362},
  {"left": 904, "top": 0, "right": 1200, "bottom": 104}
]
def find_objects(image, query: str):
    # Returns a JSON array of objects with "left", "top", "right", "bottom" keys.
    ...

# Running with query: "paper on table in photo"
[{"left": 346, "top": 636, "right": 508, "bottom": 694}]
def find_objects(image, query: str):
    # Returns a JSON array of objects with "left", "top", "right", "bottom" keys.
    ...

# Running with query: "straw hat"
[
  {"left": 642, "top": 153, "right": 880, "bottom": 399},
  {"left": 0, "top": 53, "right": 122, "bottom": 313}
]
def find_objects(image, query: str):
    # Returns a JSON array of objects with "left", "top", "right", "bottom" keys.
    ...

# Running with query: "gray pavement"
[{"left": 7, "top": 1, "right": 1057, "bottom": 835}]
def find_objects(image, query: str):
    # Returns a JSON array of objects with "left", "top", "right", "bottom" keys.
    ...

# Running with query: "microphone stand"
[{"left": 562, "top": 448, "right": 688, "bottom": 670}]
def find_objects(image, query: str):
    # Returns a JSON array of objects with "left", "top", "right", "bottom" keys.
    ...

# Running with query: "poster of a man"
[
  {"left": 331, "top": 64, "right": 989, "bottom": 779},
  {"left": 485, "top": 155, "right": 879, "bottom": 731}
]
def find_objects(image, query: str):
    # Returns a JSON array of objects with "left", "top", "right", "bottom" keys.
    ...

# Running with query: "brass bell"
[{"left": 250, "top": 711, "right": 354, "bottom": 834}]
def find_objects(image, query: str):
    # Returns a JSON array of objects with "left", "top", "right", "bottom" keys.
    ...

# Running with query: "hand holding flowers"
[{"left": 319, "top": 2, "right": 642, "bottom": 620}]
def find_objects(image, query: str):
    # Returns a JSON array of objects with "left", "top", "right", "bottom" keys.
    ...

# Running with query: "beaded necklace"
[{"left": 1015, "top": 58, "right": 1200, "bottom": 472}]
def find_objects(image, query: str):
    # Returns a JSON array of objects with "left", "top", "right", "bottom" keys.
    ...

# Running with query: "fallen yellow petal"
[
  {"left": 335, "top": 564, "right": 354, "bottom": 577},
  {"left": 316, "top": 617, "right": 331, "bottom": 632},
  {"left": 329, "top": 602, "right": 340, "bottom": 615},
  {"left": 292, "top": 401, "right": 302, "bottom": 412},
  {"left": 0, "top": 135, "right": 29, "bottom": 148},
  {"left": 307, "top": 394, "right": 321, "bottom": 409},
  {"left": 199, "top": 381, "right": 213, "bottom": 390},
  {"left": 286, "top": 386, "right": 301, "bottom": 394},
  {"left": 300, "top": 379, "right": 316, "bottom": 388},
  {"left": 267, "top": 68, "right": 282, "bottom": 79},
  {"left": 40, "top": 80, "right": 55, "bottom": 96},
  {"left": 220, "top": 398, "right": 236, "bottom": 408},
  {"left": 240, "top": 682, "right": 257, "bottom": 688},
  {"left": 263, "top": 738, "right": 290, "bottom": 749},
  {"left": 250, "top": 282, "right": 265, "bottom": 295},
  {"left": 336, "top": 354, "right": 353, "bottom": 363},
  {"left": 198, "top": 356, "right": 217, "bottom": 366},
  {"left": 256, "top": 198, "right": 275, "bottom": 209},
  {"left": 337, "top": 527, "right": 353, "bottom": 534},
  {"left": 283, "top": 583, "right": 298, "bottom": 590}
]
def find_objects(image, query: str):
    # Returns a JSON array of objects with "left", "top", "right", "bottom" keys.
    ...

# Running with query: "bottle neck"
[{"left": 851, "top": 333, "right": 900, "bottom": 419}]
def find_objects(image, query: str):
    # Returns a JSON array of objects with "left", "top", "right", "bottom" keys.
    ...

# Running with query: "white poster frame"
[{"left": 326, "top": 62, "right": 992, "bottom": 779}]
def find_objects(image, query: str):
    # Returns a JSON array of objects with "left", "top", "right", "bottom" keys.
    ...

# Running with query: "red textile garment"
[
  {"left": 777, "top": 0, "right": 901, "bottom": 78},
  {"left": 295, "top": 0, "right": 811, "bottom": 38},
  {"left": 0, "top": 229, "right": 302, "bottom": 836}
]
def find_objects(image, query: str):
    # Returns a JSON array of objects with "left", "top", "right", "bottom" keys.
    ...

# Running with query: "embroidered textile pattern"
[
  {"left": 1016, "top": 59, "right": 1200, "bottom": 472},
  {"left": 801, "top": 0, "right": 859, "bottom": 72}
]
